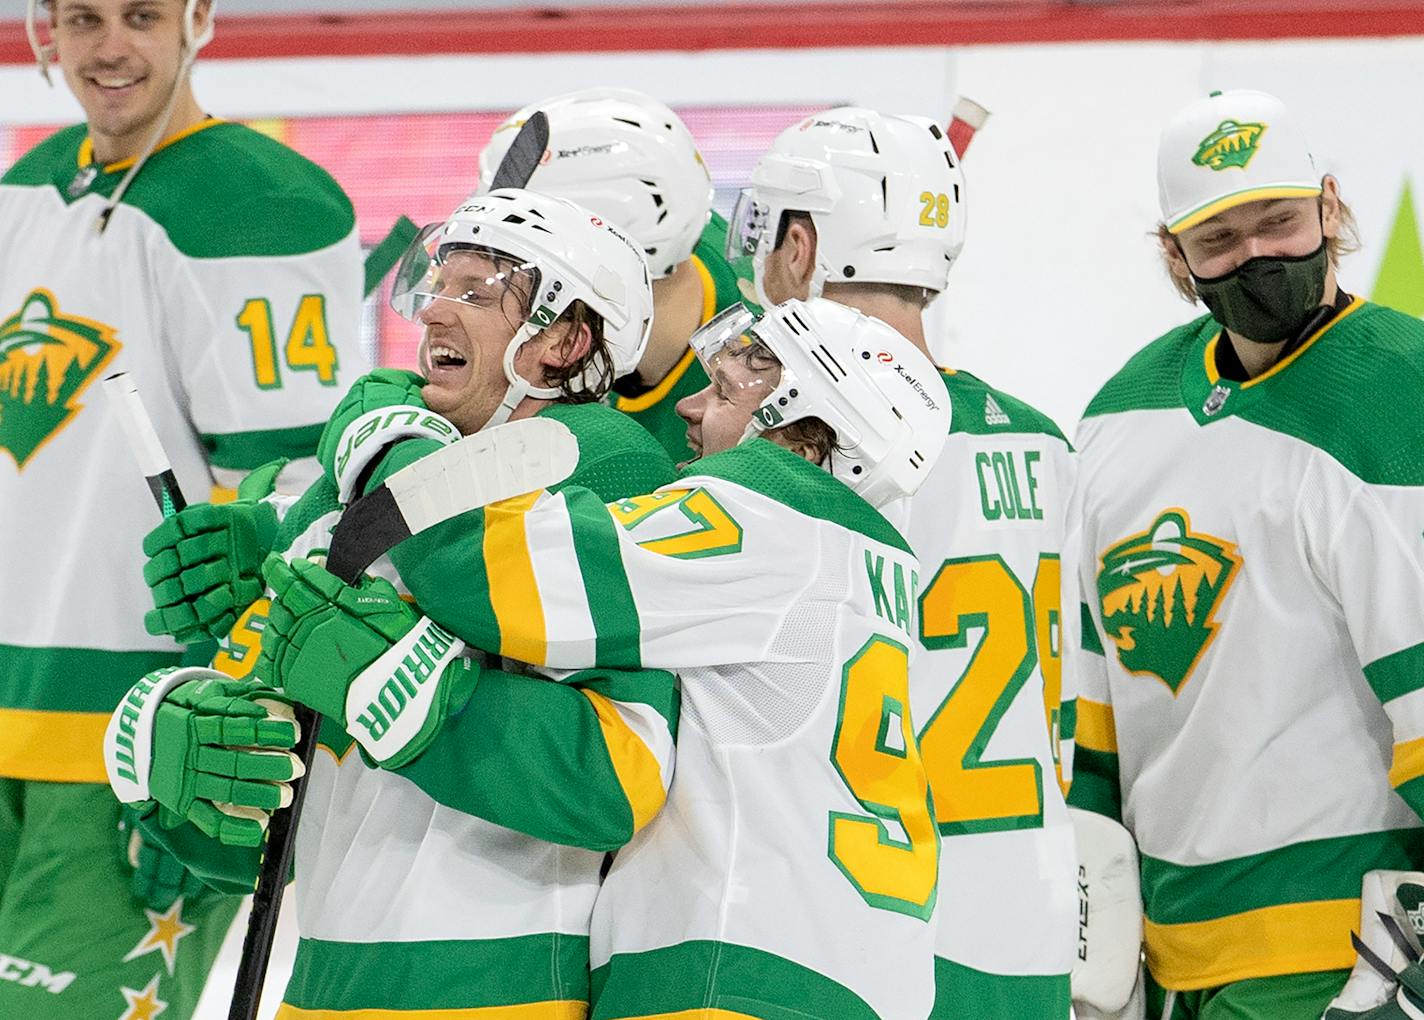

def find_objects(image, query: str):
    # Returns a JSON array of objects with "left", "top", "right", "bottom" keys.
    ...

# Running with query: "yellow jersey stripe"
[
  {"left": 275, "top": 1002, "right": 587, "bottom": 1019},
  {"left": 484, "top": 492, "right": 546, "bottom": 666},
  {"left": 1144, "top": 897, "right": 1357, "bottom": 991},
  {"left": 1074, "top": 698, "right": 1117, "bottom": 754},
  {"left": 1390, "top": 735, "right": 1424, "bottom": 787},
  {"left": 580, "top": 689, "right": 667, "bottom": 833},
  {"left": 78, "top": 117, "right": 228, "bottom": 173},
  {"left": 0, "top": 708, "right": 109, "bottom": 782}
]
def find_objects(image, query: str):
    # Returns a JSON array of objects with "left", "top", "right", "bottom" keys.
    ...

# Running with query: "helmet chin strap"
[
  {"left": 26, "top": 0, "right": 56, "bottom": 83},
  {"left": 482, "top": 322, "right": 564, "bottom": 430}
]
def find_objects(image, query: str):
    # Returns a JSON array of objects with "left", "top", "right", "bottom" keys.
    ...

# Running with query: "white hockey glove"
[
  {"left": 1071, "top": 806, "right": 1146, "bottom": 1020},
  {"left": 1323, "top": 870, "right": 1424, "bottom": 1019}
]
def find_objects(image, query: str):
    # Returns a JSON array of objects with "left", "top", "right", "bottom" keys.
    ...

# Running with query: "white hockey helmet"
[
  {"left": 391, "top": 188, "right": 654, "bottom": 427},
  {"left": 689, "top": 298, "right": 950, "bottom": 507},
  {"left": 27, "top": 0, "right": 216, "bottom": 83},
  {"left": 477, "top": 88, "right": 715, "bottom": 279},
  {"left": 729, "top": 107, "right": 967, "bottom": 305}
]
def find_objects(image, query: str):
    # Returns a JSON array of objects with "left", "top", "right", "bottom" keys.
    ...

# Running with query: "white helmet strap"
[{"left": 485, "top": 321, "right": 563, "bottom": 430}]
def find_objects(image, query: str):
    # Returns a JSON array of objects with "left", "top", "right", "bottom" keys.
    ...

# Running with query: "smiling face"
[
  {"left": 49, "top": 0, "right": 206, "bottom": 162},
  {"left": 415, "top": 248, "right": 550, "bottom": 434},
  {"left": 675, "top": 339, "right": 781, "bottom": 463}
]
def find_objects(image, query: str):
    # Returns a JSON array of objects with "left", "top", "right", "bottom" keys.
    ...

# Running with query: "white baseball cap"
[{"left": 1158, "top": 89, "right": 1321, "bottom": 234}]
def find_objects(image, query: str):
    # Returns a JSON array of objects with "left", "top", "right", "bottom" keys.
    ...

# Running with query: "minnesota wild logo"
[
  {"left": 0, "top": 289, "right": 120, "bottom": 468},
  {"left": 1192, "top": 120, "right": 1266, "bottom": 171},
  {"left": 1097, "top": 509, "right": 1240, "bottom": 695}
]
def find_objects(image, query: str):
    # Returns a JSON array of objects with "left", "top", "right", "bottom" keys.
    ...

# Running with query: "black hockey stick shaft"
[{"left": 488, "top": 110, "right": 549, "bottom": 191}]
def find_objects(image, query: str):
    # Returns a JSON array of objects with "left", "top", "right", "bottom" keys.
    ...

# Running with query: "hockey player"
[
  {"left": 728, "top": 107, "right": 1078, "bottom": 1017},
  {"left": 1068, "top": 89, "right": 1424, "bottom": 1020},
  {"left": 0, "top": 0, "right": 365, "bottom": 1016},
  {"left": 114, "top": 188, "right": 683, "bottom": 1015},
  {"left": 247, "top": 296, "right": 951, "bottom": 1018},
  {"left": 478, "top": 88, "right": 750, "bottom": 462}
]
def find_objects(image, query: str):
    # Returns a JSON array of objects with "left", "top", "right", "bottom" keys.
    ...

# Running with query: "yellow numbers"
[
  {"left": 918, "top": 554, "right": 1060, "bottom": 835},
  {"left": 918, "top": 191, "right": 951, "bottom": 228},
  {"left": 286, "top": 295, "right": 339, "bottom": 384},
  {"left": 237, "top": 294, "right": 339, "bottom": 389},
  {"left": 212, "top": 598, "right": 269, "bottom": 681},
  {"left": 237, "top": 299, "right": 280, "bottom": 389},
  {"left": 608, "top": 488, "right": 743, "bottom": 560},
  {"left": 829, "top": 636, "right": 939, "bottom": 920},
  {"left": 1031, "top": 555, "right": 1066, "bottom": 794}
]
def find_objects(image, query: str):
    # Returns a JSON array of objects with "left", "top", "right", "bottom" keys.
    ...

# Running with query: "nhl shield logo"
[
  {"left": 1096, "top": 508, "right": 1240, "bottom": 695},
  {"left": 0, "top": 289, "right": 120, "bottom": 468}
]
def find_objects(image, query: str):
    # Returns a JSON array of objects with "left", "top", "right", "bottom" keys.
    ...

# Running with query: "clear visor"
[
  {"left": 725, "top": 188, "right": 771, "bottom": 262},
  {"left": 390, "top": 222, "right": 541, "bottom": 322},
  {"left": 688, "top": 303, "right": 783, "bottom": 409}
]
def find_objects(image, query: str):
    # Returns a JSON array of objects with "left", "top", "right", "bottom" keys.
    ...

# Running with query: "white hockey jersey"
[
  {"left": 904, "top": 369, "right": 1078, "bottom": 1015},
  {"left": 1069, "top": 300, "right": 1424, "bottom": 991},
  {"left": 220, "top": 402, "right": 681, "bottom": 1017},
  {"left": 0, "top": 120, "right": 365, "bottom": 783},
  {"left": 393, "top": 439, "right": 941, "bottom": 1020}
]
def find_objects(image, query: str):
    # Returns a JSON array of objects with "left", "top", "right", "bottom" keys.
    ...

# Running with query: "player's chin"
[{"left": 419, "top": 371, "right": 473, "bottom": 422}]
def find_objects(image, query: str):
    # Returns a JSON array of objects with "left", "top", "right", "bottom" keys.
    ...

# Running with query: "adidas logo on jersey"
[{"left": 984, "top": 393, "right": 1011, "bottom": 426}]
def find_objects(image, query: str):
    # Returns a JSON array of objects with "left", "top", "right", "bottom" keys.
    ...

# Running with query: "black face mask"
[{"left": 1190, "top": 241, "right": 1329, "bottom": 344}]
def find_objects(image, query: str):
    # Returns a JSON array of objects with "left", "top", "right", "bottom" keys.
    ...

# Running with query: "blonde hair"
[{"left": 1157, "top": 197, "right": 1360, "bottom": 303}]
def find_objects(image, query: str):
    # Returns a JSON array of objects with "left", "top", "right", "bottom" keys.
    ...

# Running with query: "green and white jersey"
[
  {"left": 227, "top": 402, "right": 681, "bottom": 1017},
  {"left": 1067, "top": 299, "right": 1424, "bottom": 993},
  {"left": 905, "top": 370, "right": 1078, "bottom": 1013},
  {"left": 397, "top": 439, "right": 940, "bottom": 1019},
  {"left": 610, "top": 211, "right": 750, "bottom": 464},
  {"left": 0, "top": 120, "right": 365, "bottom": 785}
]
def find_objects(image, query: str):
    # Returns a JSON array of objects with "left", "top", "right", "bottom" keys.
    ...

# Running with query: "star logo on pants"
[
  {"left": 121, "top": 899, "right": 195, "bottom": 975},
  {"left": 117, "top": 973, "right": 167, "bottom": 1020}
]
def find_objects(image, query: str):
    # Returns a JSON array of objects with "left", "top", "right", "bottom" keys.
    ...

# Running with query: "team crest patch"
[
  {"left": 1097, "top": 509, "right": 1239, "bottom": 695},
  {"left": 1192, "top": 120, "right": 1266, "bottom": 171},
  {"left": 0, "top": 288, "right": 120, "bottom": 468}
]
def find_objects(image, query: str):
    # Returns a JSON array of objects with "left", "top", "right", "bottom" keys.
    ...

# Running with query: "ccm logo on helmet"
[{"left": 876, "top": 351, "right": 894, "bottom": 363}]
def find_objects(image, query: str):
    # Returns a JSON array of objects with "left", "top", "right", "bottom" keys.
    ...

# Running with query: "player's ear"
[
  {"left": 1158, "top": 225, "right": 1192, "bottom": 285},
  {"left": 786, "top": 219, "right": 818, "bottom": 292},
  {"left": 1320, "top": 175, "right": 1342, "bottom": 241},
  {"left": 543, "top": 318, "right": 592, "bottom": 371}
]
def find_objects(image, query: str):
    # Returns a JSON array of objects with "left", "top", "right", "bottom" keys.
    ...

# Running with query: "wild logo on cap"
[{"left": 1192, "top": 119, "right": 1266, "bottom": 171}]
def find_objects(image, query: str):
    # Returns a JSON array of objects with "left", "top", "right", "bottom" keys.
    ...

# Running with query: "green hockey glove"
[
  {"left": 260, "top": 555, "right": 478, "bottom": 769},
  {"left": 104, "top": 666, "right": 303, "bottom": 848},
  {"left": 315, "top": 368, "right": 460, "bottom": 503},
  {"left": 117, "top": 805, "right": 210, "bottom": 911},
  {"left": 142, "top": 498, "right": 279, "bottom": 644}
]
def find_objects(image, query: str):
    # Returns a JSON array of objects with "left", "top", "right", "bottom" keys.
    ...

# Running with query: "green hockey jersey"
[
  {"left": 395, "top": 439, "right": 941, "bottom": 1019},
  {"left": 0, "top": 120, "right": 366, "bottom": 783},
  {"left": 611, "top": 211, "right": 749, "bottom": 463},
  {"left": 906, "top": 369, "right": 1078, "bottom": 1013},
  {"left": 206, "top": 401, "right": 681, "bottom": 1017},
  {"left": 1068, "top": 299, "right": 1424, "bottom": 991}
]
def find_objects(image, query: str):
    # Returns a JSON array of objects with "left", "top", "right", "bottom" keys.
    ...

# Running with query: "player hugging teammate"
[{"left": 67, "top": 35, "right": 1424, "bottom": 1020}]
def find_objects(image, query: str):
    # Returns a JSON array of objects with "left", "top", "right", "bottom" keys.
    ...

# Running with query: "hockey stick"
[
  {"left": 229, "top": 117, "right": 556, "bottom": 1020},
  {"left": 106, "top": 373, "right": 188, "bottom": 517},
  {"left": 487, "top": 109, "right": 549, "bottom": 191},
  {"left": 947, "top": 96, "right": 990, "bottom": 159},
  {"left": 226, "top": 415, "right": 578, "bottom": 1020}
]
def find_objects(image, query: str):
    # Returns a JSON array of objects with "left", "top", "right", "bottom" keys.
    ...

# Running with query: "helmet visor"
[
  {"left": 688, "top": 303, "right": 783, "bottom": 418},
  {"left": 391, "top": 222, "right": 541, "bottom": 322}
]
